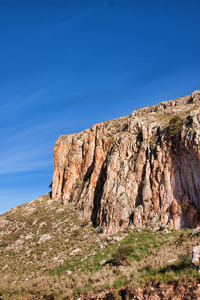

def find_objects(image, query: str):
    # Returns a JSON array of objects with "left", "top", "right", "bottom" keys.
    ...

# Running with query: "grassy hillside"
[{"left": 0, "top": 194, "right": 200, "bottom": 299}]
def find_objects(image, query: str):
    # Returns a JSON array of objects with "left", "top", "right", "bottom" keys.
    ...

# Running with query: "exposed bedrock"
[{"left": 52, "top": 90, "right": 200, "bottom": 234}]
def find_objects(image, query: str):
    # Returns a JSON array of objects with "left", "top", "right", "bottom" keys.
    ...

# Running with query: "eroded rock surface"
[{"left": 52, "top": 90, "right": 200, "bottom": 234}]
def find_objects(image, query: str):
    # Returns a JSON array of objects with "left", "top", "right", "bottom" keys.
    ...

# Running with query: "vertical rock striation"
[{"left": 52, "top": 90, "right": 200, "bottom": 234}]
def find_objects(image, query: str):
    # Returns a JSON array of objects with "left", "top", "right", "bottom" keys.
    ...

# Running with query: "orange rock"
[{"left": 52, "top": 91, "right": 200, "bottom": 234}]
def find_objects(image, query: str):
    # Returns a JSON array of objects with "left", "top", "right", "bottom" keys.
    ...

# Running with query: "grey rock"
[{"left": 192, "top": 245, "right": 200, "bottom": 267}]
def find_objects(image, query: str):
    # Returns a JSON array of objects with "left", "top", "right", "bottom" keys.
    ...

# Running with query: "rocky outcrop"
[
  {"left": 192, "top": 245, "right": 200, "bottom": 270},
  {"left": 52, "top": 90, "right": 200, "bottom": 234}
]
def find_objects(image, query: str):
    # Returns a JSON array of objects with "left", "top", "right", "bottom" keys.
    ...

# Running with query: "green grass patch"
[
  {"left": 114, "top": 275, "right": 127, "bottom": 288},
  {"left": 139, "top": 256, "right": 200, "bottom": 284}
]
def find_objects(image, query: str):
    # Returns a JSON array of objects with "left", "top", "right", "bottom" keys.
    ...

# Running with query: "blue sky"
[{"left": 0, "top": 0, "right": 200, "bottom": 214}]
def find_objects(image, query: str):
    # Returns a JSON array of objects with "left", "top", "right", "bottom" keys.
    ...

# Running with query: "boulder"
[{"left": 192, "top": 245, "right": 200, "bottom": 270}]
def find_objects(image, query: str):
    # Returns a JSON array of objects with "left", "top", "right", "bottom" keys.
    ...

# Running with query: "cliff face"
[{"left": 52, "top": 90, "right": 200, "bottom": 234}]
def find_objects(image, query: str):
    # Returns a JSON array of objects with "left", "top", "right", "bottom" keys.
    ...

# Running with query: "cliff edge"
[{"left": 52, "top": 90, "right": 200, "bottom": 234}]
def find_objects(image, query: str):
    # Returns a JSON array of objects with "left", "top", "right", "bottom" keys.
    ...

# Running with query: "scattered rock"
[
  {"left": 0, "top": 217, "right": 9, "bottom": 228},
  {"left": 25, "top": 249, "right": 32, "bottom": 257},
  {"left": 25, "top": 207, "right": 36, "bottom": 214},
  {"left": 191, "top": 227, "right": 200, "bottom": 236},
  {"left": 58, "top": 259, "right": 64, "bottom": 266},
  {"left": 39, "top": 222, "right": 47, "bottom": 228},
  {"left": 56, "top": 208, "right": 65, "bottom": 213},
  {"left": 152, "top": 226, "right": 160, "bottom": 233},
  {"left": 32, "top": 218, "right": 38, "bottom": 225},
  {"left": 113, "top": 236, "right": 124, "bottom": 242},
  {"left": 167, "top": 259, "right": 177, "bottom": 264},
  {"left": 99, "top": 260, "right": 107, "bottom": 265},
  {"left": 41, "top": 251, "right": 47, "bottom": 259},
  {"left": 99, "top": 244, "right": 104, "bottom": 250},
  {"left": 25, "top": 233, "right": 34, "bottom": 240},
  {"left": 70, "top": 225, "right": 79, "bottom": 232},
  {"left": 192, "top": 245, "right": 200, "bottom": 271},
  {"left": 69, "top": 248, "right": 82, "bottom": 256},
  {"left": 15, "top": 239, "right": 24, "bottom": 246},
  {"left": 37, "top": 234, "right": 52, "bottom": 244},
  {"left": 2, "top": 264, "right": 8, "bottom": 271}
]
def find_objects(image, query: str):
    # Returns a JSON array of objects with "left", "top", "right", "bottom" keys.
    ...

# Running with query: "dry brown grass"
[{"left": 0, "top": 195, "right": 200, "bottom": 299}]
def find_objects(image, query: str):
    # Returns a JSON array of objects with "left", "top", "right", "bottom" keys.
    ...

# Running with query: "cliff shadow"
[
  {"left": 83, "top": 161, "right": 95, "bottom": 182},
  {"left": 168, "top": 135, "right": 200, "bottom": 228},
  {"left": 91, "top": 160, "right": 108, "bottom": 228}
]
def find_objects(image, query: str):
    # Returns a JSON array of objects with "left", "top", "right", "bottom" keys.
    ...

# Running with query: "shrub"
[
  {"left": 168, "top": 115, "right": 183, "bottom": 139},
  {"left": 112, "top": 245, "right": 135, "bottom": 265},
  {"left": 119, "top": 220, "right": 124, "bottom": 227},
  {"left": 186, "top": 115, "right": 193, "bottom": 127},
  {"left": 159, "top": 226, "right": 165, "bottom": 231}
]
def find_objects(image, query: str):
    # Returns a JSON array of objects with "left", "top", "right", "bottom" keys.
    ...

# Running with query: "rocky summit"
[{"left": 52, "top": 90, "right": 200, "bottom": 234}]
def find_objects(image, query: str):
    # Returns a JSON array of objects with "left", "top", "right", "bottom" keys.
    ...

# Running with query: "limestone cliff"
[{"left": 52, "top": 90, "right": 200, "bottom": 234}]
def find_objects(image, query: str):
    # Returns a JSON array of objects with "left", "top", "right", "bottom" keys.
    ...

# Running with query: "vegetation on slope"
[{"left": 0, "top": 194, "right": 200, "bottom": 299}]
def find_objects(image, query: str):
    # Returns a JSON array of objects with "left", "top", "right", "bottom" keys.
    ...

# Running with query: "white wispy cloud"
[
  {"left": 0, "top": 119, "right": 57, "bottom": 174},
  {"left": 0, "top": 147, "right": 52, "bottom": 174}
]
